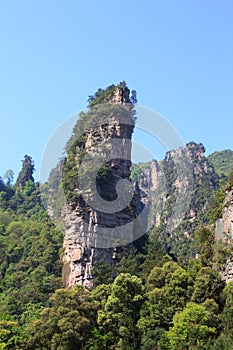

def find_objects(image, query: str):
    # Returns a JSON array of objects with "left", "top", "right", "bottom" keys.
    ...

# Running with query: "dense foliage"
[
  {"left": 208, "top": 150, "right": 233, "bottom": 178},
  {"left": 0, "top": 83, "right": 232, "bottom": 349},
  {"left": 0, "top": 162, "right": 233, "bottom": 348},
  {"left": 61, "top": 82, "right": 136, "bottom": 205}
]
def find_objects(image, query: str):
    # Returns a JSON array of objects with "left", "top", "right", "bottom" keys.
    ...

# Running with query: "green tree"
[
  {"left": 228, "top": 167, "right": 233, "bottom": 187},
  {"left": 16, "top": 155, "right": 34, "bottom": 188},
  {"left": 211, "top": 282, "right": 233, "bottom": 349},
  {"left": 194, "top": 225, "right": 214, "bottom": 266},
  {"left": 165, "top": 302, "right": 217, "bottom": 349},
  {"left": 0, "top": 217, "right": 63, "bottom": 316},
  {"left": 208, "top": 150, "right": 233, "bottom": 178},
  {"left": 138, "top": 262, "right": 193, "bottom": 347},
  {"left": 140, "top": 229, "right": 166, "bottom": 280},
  {"left": 221, "top": 282, "right": 233, "bottom": 330},
  {"left": 130, "top": 90, "right": 137, "bottom": 104},
  {"left": 0, "top": 318, "right": 21, "bottom": 350},
  {"left": 97, "top": 273, "right": 144, "bottom": 350},
  {"left": 191, "top": 267, "right": 224, "bottom": 304},
  {"left": 26, "top": 285, "right": 95, "bottom": 350}
]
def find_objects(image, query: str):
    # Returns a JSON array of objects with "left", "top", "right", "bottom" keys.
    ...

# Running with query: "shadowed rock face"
[
  {"left": 60, "top": 83, "right": 221, "bottom": 288},
  {"left": 137, "top": 143, "right": 218, "bottom": 239},
  {"left": 62, "top": 87, "right": 137, "bottom": 288},
  {"left": 215, "top": 188, "right": 233, "bottom": 283},
  {"left": 62, "top": 122, "right": 221, "bottom": 288},
  {"left": 215, "top": 189, "right": 233, "bottom": 241}
]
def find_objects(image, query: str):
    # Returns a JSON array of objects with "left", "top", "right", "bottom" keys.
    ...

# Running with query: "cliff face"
[
  {"left": 61, "top": 114, "right": 220, "bottom": 285},
  {"left": 62, "top": 86, "right": 137, "bottom": 288},
  {"left": 215, "top": 188, "right": 233, "bottom": 283},
  {"left": 208, "top": 150, "right": 233, "bottom": 177},
  {"left": 215, "top": 189, "right": 233, "bottom": 240},
  {"left": 55, "top": 80, "right": 221, "bottom": 286},
  {"left": 137, "top": 142, "right": 219, "bottom": 256}
]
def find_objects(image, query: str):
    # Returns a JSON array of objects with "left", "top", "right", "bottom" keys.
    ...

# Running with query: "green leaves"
[
  {"left": 0, "top": 315, "right": 24, "bottom": 350},
  {"left": 194, "top": 225, "right": 214, "bottom": 266},
  {"left": 96, "top": 273, "right": 144, "bottom": 350},
  {"left": 208, "top": 150, "right": 233, "bottom": 178},
  {"left": 0, "top": 141, "right": 232, "bottom": 349},
  {"left": 26, "top": 285, "right": 94, "bottom": 350},
  {"left": 165, "top": 302, "right": 217, "bottom": 349},
  {"left": 0, "top": 216, "right": 63, "bottom": 316},
  {"left": 191, "top": 267, "right": 224, "bottom": 304},
  {"left": 16, "top": 155, "right": 34, "bottom": 188}
]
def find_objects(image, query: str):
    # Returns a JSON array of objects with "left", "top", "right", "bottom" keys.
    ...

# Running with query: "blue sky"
[{"left": 0, "top": 0, "right": 232, "bottom": 181}]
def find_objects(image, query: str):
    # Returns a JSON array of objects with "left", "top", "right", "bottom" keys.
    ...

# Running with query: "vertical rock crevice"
[
  {"left": 62, "top": 84, "right": 137, "bottom": 288},
  {"left": 215, "top": 188, "right": 233, "bottom": 283}
]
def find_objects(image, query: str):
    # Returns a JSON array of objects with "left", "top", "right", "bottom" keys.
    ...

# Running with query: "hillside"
[
  {"left": 0, "top": 83, "right": 232, "bottom": 349},
  {"left": 208, "top": 150, "right": 233, "bottom": 177},
  {"left": 0, "top": 164, "right": 233, "bottom": 349}
]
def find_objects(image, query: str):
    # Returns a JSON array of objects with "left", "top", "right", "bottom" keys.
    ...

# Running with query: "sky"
[{"left": 0, "top": 0, "right": 233, "bottom": 181}]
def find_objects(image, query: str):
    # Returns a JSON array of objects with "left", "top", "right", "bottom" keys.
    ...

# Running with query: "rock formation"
[
  {"left": 215, "top": 187, "right": 233, "bottom": 283},
  {"left": 136, "top": 143, "right": 218, "bottom": 246},
  {"left": 61, "top": 123, "right": 221, "bottom": 286},
  {"left": 46, "top": 82, "right": 221, "bottom": 287},
  {"left": 61, "top": 84, "right": 138, "bottom": 288},
  {"left": 16, "top": 155, "right": 34, "bottom": 187}
]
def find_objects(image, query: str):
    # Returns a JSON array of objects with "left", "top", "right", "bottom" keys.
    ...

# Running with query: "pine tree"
[{"left": 16, "top": 155, "right": 34, "bottom": 187}]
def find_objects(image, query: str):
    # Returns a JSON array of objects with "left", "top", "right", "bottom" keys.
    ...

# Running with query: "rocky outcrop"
[
  {"left": 59, "top": 78, "right": 222, "bottom": 287},
  {"left": 16, "top": 155, "right": 34, "bottom": 187},
  {"left": 215, "top": 188, "right": 233, "bottom": 283},
  {"left": 215, "top": 189, "right": 233, "bottom": 240},
  {"left": 62, "top": 86, "right": 138, "bottom": 288},
  {"left": 137, "top": 143, "right": 218, "bottom": 242},
  {"left": 112, "top": 86, "right": 130, "bottom": 104}
]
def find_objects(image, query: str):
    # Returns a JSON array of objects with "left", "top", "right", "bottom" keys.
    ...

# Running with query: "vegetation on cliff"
[
  {"left": 208, "top": 150, "right": 233, "bottom": 178},
  {"left": 0, "top": 83, "right": 232, "bottom": 349},
  {"left": 61, "top": 82, "right": 136, "bottom": 204},
  {"left": 0, "top": 158, "right": 233, "bottom": 348}
]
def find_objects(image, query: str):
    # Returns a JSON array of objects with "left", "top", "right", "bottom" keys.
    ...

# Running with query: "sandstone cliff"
[
  {"left": 61, "top": 84, "right": 138, "bottom": 288},
  {"left": 136, "top": 142, "right": 219, "bottom": 257},
  {"left": 215, "top": 187, "right": 233, "bottom": 283},
  {"left": 61, "top": 131, "right": 220, "bottom": 286},
  {"left": 45, "top": 82, "right": 222, "bottom": 286}
]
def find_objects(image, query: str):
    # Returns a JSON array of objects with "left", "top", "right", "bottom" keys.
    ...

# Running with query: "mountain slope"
[{"left": 208, "top": 149, "right": 233, "bottom": 177}]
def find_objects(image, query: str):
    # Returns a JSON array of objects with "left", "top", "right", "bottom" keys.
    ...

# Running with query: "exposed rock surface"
[
  {"left": 215, "top": 188, "right": 233, "bottom": 283},
  {"left": 60, "top": 81, "right": 221, "bottom": 287},
  {"left": 112, "top": 86, "right": 130, "bottom": 104},
  {"left": 215, "top": 189, "right": 233, "bottom": 240},
  {"left": 137, "top": 143, "right": 218, "bottom": 243},
  {"left": 62, "top": 87, "right": 138, "bottom": 288}
]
